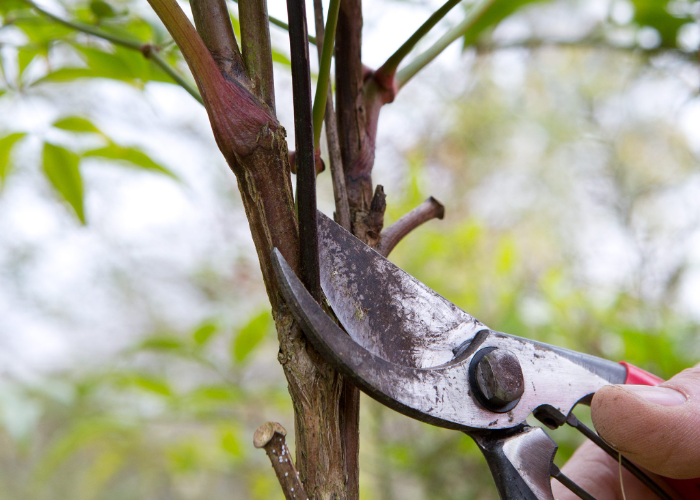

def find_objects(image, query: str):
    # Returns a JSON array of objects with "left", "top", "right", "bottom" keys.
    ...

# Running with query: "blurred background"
[{"left": 1, "top": 0, "right": 700, "bottom": 498}]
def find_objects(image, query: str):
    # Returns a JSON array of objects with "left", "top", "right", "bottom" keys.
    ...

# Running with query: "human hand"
[{"left": 551, "top": 363, "right": 700, "bottom": 500}]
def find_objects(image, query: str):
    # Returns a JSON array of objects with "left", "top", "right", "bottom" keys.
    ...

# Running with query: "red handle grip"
[{"left": 619, "top": 362, "right": 700, "bottom": 499}]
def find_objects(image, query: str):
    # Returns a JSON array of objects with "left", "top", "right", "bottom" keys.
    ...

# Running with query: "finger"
[
  {"left": 592, "top": 363, "right": 700, "bottom": 479},
  {"left": 551, "top": 440, "right": 659, "bottom": 500}
]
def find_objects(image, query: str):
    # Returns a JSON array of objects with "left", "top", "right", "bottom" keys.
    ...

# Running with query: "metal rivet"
[{"left": 469, "top": 347, "right": 524, "bottom": 413}]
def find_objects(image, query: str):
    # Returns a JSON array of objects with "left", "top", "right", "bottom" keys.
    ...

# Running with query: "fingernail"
[{"left": 622, "top": 385, "right": 687, "bottom": 406}]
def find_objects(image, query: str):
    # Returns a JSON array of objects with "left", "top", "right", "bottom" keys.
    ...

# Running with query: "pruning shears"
[{"left": 271, "top": 212, "right": 699, "bottom": 499}]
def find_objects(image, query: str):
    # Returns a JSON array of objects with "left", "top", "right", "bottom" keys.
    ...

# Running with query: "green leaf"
[
  {"left": 632, "top": 0, "right": 690, "bottom": 48},
  {"left": 53, "top": 116, "right": 102, "bottom": 134},
  {"left": 192, "top": 321, "right": 218, "bottom": 346},
  {"left": 18, "top": 46, "right": 39, "bottom": 77},
  {"left": 131, "top": 375, "right": 172, "bottom": 396},
  {"left": 90, "top": 0, "right": 117, "bottom": 19},
  {"left": 40, "top": 45, "right": 172, "bottom": 87},
  {"left": 271, "top": 49, "right": 291, "bottom": 67},
  {"left": 0, "top": 133, "right": 27, "bottom": 188},
  {"left": 188, "top": 384, "right": 240, "bottom": 402},
  {"left": 221, "top": 430, "right": 242, "bottom": 456},
  {"left": 84, "top": 143, "right": 178, "bottom": 180},
  {"left": 15, "top": 17, "right": 73, "bottom": 45},
  {"left": 137, "top": 336, "right": 185, "bottom": 352},
  {"left": 42, "top": 142, "right": 85, "bottom": 224},
  {"left": 232, "top": 311, "right": 270, "bottom": 363},
  {"left": 462, "top": 0, "right": 547, "bottom": 49}
]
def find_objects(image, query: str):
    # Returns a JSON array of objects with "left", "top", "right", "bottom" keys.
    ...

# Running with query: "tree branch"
[
  {"left": 476, "top": 37, "right": 699, "bottom": 62},
  {"left": 377, "top": 196, "right": 445, "bottom": 257},
  {"left": 191, "top": 0, "right": 247, "bottom": 83},
  {"left": 313, "top": 0, "right": 351, "bottom": 230},
  {"left": 23, "top": 0, "right": 202, "bottom": 103},
  {"left": 254, "top": 422, "right": 308, "bottom": 500},
  {"left": 145, "top": 2, "right": 352, "bottom": 499},
  {"left": 374, "top": 0, "right": 461, "bottom": 91},
  {"left": 238, "top": 0, "right": 276, "bottom": 111},
  {"left": 396, "top": 0, "right": 495, "bottom": 89}
]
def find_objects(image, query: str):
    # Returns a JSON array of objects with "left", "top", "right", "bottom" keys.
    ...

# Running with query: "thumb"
[{"left": 591, "top": 363, "right": 700, "bottom": 479}]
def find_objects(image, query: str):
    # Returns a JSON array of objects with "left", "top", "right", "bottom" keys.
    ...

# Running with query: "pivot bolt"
[{"left": 469, "top": 347, "right": 524, "bottom": 413}]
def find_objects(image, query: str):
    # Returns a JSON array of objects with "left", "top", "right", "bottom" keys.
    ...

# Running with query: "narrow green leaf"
[
  {"left": 462, "top": 0, "right": 546, "bottom": 49},
  {"left": 271, "top": 50, "right": 291, "bottom": 67},
  {"left": 53, "top": 116, "right": 102, "bottom": 134},
  {"left": 42, "top": 143, "right": 85, "bottom": 224},
  {"left": 221, "top": 430, "right": 242, "bottom": 456},
  {"left": 232, "top": 311, "right": 270, "bottom": 363},
  {"left": 90, "top": 0, "right": 117, "bottom": 19},
  {"left": 193, "top": 321, "right": 218, "bottom": 346},
  {"left": 131, "top": 375, "right": 172, "bottom": 396},
  {"left": 84, "top": 143, "right": 178, "bottom": 180},
  {"left": 0, "top": 133, "right": 27, "bottom": 188},
  {"left": 18, "top": 47, "right": 39, "bottom": 77},
  {"left": 138, "top": 336, "right": 185, "bottom": 352}
]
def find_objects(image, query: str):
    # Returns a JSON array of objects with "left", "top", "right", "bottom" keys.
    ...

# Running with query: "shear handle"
[
  {"left": 472, "top": 426, "right": 558, "bottom": 500},
  {"left": 618, "top": 362, "right": 700, "bottom": 499}
]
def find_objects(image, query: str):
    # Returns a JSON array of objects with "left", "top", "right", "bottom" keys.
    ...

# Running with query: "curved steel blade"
[
  {"left": 271, "top": 248, "right": 619, "bottom": 432},
  {"left": 317, "top": 211, "right": 484, "bottom": 368}
]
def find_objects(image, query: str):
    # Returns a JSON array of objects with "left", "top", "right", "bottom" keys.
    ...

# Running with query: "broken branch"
[
  {"left": 254, "top": 422, "right": 308, "bottom": 500},
  {"left": 377, "top": 196, "right": 445, "bottom": 257}
]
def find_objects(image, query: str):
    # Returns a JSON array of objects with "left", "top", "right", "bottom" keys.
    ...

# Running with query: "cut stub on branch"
[
  {"left": 377, "top": 196, "right": 445, "bottom": 257},
  {"left": 254, "top": 422, "right": 308, "bottom": 500},
  {"left": 352, "top": 184, "right": 386, "bottom": 248}
]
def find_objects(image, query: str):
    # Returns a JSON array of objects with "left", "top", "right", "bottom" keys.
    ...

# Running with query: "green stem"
[
  {"left": 396, "top": 0, "right": 495, "bottom": 88},
  {"left": 375, "top": 0, "right": 462, "bottom": 85},
  {"left": 311, "top": 0, "right": 340, "bottom": 147},
  {"left": 23, "top": 0, "right": 142, "bottom": 50},
  {"left": 148, "top": 49, "right": 204, "bottom": 104},
  {"left": 23, "top": 0, "right": 202, "bottom": 103}
]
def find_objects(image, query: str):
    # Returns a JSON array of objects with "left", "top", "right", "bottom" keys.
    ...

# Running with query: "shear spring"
[{"left": 541, "top": 412, "right": 673, "bottom": 500}]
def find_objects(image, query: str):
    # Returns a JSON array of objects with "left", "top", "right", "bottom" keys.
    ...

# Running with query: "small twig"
[
  {"left": 476, "top": 37, "right": 698, "bottom": 63},
  {"left": 313, "top": 0, "right": 351, "bottom": 230},
  {"left": 254, "top": 422, "right": 308, "bottom": 500},
  {"left": 397, "top": 0, "right": 495, "bottom": 88},
  {"left": 287, "top": 0, "right": 320, "bottom": 300},
  {"left": 23, "top": 0, "right": 202, "bottom": 103},
  {"left": 377, "top": 196, "right": 445, "bottom": 257},
  {"left": 374, "top": 0, "right": 462, "bottom": 90},
  {"left": 143, "top": 46, "right": 203, "bottom": 104},
  {"left": 23, "top": 0, "right": 142, "bottom": 50}
]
